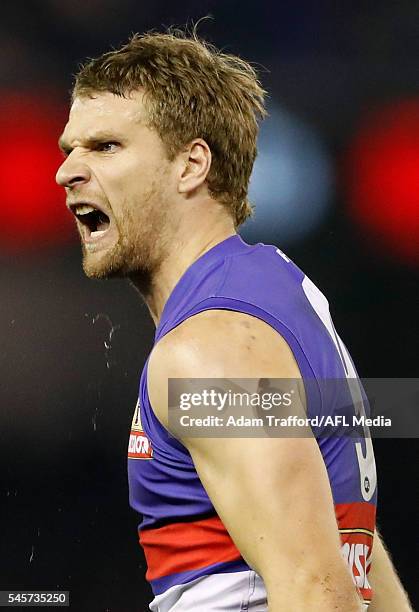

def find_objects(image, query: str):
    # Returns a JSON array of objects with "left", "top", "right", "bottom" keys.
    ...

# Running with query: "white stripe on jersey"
[{"left": 149, "top": 570, "right": 267, "bottom": 612}]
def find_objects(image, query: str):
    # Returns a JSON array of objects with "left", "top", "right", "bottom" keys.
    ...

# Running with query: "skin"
[
  {"left": 56, "top": 91, "right": 235, "bottom": 320},
  {"left": 56, "top": 90, "right": 412, "bottom": 611},
  {"left": 368, "top": 532, "right": 412, "bottom": 611}
]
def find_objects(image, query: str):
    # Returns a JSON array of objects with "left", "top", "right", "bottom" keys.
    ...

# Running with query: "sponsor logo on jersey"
[
  {"left": 336, "top": 502, "right": 375, "bottom": 605},
  {"left": 128, "top": 399, "right": 153, "bottom": 460},
  {"left": 341, "top": 541, "right": 372, "bottom": 590}
]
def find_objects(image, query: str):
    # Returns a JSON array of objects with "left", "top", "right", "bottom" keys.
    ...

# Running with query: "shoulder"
[
  {"left": 150, "top": 309, "right": 301, "bottom": 378},
  {"left": 148, "top": 309, "right": 302, "bottom": 428}
]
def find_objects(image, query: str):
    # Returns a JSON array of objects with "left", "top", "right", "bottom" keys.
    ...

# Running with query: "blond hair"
[{"left": 73, "top": 28, "right": 267, "bottom": 226}]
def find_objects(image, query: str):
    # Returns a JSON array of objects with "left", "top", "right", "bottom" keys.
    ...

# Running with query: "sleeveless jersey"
[{"left": 128, "top": 235, "right": 377, "bottom": 607}]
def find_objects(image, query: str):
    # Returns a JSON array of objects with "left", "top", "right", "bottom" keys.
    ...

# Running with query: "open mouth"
[{"left": 71, "top": 204, "right": 111, "bottom": 241}]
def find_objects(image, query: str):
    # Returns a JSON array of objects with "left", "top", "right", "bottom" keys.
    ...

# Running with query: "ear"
[{"left": 178, "top": 139, "right": 212, "bottom": 195}]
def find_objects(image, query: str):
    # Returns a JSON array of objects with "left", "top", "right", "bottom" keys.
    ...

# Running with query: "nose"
[{"left": 55, "top": 154, "right": 92, "bottom": 189}]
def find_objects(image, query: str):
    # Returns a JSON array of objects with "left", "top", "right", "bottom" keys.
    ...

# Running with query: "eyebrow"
[{"left": 58, "top": 131, "right": 125, "bottom": 155}]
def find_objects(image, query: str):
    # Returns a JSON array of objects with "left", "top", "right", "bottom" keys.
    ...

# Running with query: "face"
[{"left": 56, "top": 91, "right": 175, "bottom": 280}]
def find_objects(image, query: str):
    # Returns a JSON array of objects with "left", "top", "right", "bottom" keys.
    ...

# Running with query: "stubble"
[{"left": 81, "top": 173, "right": 171, "bottom": 285}]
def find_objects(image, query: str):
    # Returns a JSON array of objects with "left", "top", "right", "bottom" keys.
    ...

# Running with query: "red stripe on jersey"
[
  {"left": 139, "top": 516, "right": 242, "bottom": 581},
  {"left": 335, "top": 501, "right": 376, "bottom": 532}
]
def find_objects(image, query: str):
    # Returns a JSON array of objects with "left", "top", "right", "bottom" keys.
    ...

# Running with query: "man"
[{"left": 56, "top": 30, "right": 412, "bottom": 611}]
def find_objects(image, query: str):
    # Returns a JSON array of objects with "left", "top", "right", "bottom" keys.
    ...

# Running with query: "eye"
[{"left": 96, "top": 141, "right": 119, "bottom": 153}]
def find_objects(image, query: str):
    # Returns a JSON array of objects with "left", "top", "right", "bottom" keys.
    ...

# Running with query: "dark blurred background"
[{"left": 1, "top": 1, "right": 418, "bottom": 610}]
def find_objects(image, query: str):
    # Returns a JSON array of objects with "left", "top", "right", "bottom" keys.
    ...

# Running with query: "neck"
[{"left": 130, "top": 222, "right": 236, "bottom": 326}]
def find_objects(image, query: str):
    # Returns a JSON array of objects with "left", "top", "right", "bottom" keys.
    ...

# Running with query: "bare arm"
[
  {"left": 148, "top": 309, "right": 363, "bottom": 612},
  {"left": 368, "top": 530, "right": 412, "bottom": 611}
]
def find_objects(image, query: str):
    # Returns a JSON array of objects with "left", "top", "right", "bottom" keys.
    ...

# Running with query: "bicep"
[{"left": 188, "top": 433, "right": 344, "bottom": 585}]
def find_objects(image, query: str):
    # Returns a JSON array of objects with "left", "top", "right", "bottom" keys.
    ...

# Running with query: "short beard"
[{"left": 81, "top": 179, "right": 170, "bottom": 288}]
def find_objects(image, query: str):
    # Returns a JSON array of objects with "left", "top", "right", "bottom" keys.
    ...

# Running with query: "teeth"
[{"left": 75, "top": 204, "right": 96, "bottom": 216}]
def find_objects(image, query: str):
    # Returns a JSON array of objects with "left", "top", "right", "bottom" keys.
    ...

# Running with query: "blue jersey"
[{"left": 128, "top": 235, "right": 377, "bottom": 605}]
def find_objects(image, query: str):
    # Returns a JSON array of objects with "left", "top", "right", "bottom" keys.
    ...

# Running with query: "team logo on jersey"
[{"left": 128, "top": 399, "right": 153, "bottom": 460}]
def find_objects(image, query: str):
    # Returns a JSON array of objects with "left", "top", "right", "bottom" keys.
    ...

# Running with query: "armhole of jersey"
[
  {"left": 141, "top": 358, "right": 191, "bottom": 458},
  {"left": 146, "top": 297, "right": 323, "bottom": 446}
]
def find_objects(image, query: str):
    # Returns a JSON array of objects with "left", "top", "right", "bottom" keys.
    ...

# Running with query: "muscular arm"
[
  {"left": 148, "top": 309, "right": 363, "bottom": 612},
  {"left": 368, "top": 531, "right": 412, "bottom": 611}
]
